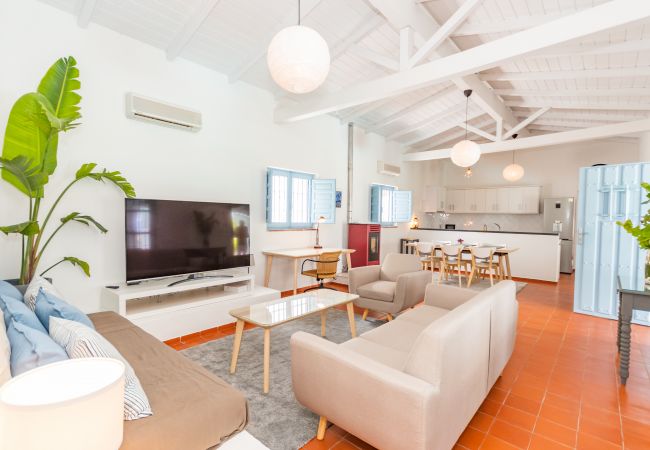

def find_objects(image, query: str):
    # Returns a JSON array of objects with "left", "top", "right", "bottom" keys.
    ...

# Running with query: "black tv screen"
[{"left": 125, "top": 199, "right": 251, "bottom": 282}]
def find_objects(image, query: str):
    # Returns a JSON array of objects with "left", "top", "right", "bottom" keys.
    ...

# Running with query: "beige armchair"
[{"left": 348, "top": 253, "right": 430, "bottom": 321}]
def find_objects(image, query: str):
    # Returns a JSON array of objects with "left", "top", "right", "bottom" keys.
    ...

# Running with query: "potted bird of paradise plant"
[
  {"left": 617, "top": 182, "right": 650, "bottom": 289},
  {"left": 0, "top": 56, "right": 135, "bottom": 287}
]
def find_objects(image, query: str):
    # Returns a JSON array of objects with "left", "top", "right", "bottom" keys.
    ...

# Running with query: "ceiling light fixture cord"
[
  {"left": 298, "top": 0, "right": 301, "bottom": 26},
  {"left": 464, "top": 94, "right": 468, "bottom": 140}
]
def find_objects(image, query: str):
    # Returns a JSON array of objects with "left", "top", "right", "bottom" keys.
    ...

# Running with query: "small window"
[
  {"left": 266, "top": 168, "right": 335, "bottom": 230},
  {"left": 370, "top": 184, "right": 412, "bottom": 226}
]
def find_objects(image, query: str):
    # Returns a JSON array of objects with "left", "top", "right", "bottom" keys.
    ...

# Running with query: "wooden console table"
[
  {"left": 617, "top": 277, "right": 650, "bottom": 385},
  {"left": 262, "top": 248, "right": 355, "bottom": 294}
]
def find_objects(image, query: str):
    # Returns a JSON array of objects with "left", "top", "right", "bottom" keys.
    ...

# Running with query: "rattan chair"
[{"left": 301, "top": 251, "right": 341, "bottom": 291}]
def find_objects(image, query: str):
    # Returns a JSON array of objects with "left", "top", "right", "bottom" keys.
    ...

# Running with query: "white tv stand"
[{"left": 101, "top": 270, "right": 279, "bottom": 341}]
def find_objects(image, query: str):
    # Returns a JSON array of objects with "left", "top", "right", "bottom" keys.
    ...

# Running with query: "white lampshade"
[
  {"left": 450, "top": 140, "right": 481, "bottom": 167},
  {"left": 0, "top": 358, "right": 125, "bottom": 450},
  {"left": 267, "top": 25, "right": 330, "bottom": 94},
  {"left": 502, "top": 163, "right": 525, "bottom": 182}
]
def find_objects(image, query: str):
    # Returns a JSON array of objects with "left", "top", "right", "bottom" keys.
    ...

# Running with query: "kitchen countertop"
[{"left": 413, "top": 228, "right": 559, "bottom": 236}]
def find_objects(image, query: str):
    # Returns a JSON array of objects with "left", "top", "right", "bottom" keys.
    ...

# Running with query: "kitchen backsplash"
[{"left": 420, "top": 212, "right": 545, "bottom": 233}]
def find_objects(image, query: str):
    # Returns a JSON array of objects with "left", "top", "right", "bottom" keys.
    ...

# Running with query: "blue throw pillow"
[
  {"left": 0, "top": 280, "right": 23, "bottom": 302},
  {"left": 0, "top": 294, "right": 46, "bottom": 333},
  {"left": 34, "top": 288, "right": 94, "bottom": 332},
  {"left": 7, "top": 319, "right": 68, "bottom": 376}
]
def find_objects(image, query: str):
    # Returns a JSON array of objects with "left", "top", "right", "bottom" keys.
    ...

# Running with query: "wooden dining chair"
[
  {"left": 467, "top": 247, "right": 498, "bottom": 287},
  {"left": 440, "top": 244, "right": 465, "bottom": 287},
  {"left": 415, "top": 242, "right": 434, "bottom": 270}
]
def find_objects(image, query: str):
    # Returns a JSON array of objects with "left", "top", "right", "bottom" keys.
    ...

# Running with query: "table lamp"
[
  {"left": 0, "top": 357, "right": 125, "bottom": 450},
  {"left": 314, "top": 215, "right": 326, "bottom": 249}
]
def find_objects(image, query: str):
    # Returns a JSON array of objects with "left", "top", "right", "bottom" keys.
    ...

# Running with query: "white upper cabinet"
[
  {"left": 422, "top": 186, "right": 446, "bottom": 212},
  {"left": 441, "top": 186, "right": 541, "bottom": 214}
]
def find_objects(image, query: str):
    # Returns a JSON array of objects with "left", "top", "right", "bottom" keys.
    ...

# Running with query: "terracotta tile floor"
[{"left": 166, "top": 276, "right": 650, "bottom": 450}]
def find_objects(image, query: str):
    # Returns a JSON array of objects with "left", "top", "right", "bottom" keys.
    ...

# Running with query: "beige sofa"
[
  {"left": 290, "top": 281, "right": 518, "bottom": 450},
  {"left": 349, "top": 253, "right": 431, "bottom": 319}
]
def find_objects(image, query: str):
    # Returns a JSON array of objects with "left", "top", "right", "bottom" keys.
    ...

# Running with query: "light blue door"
[{"left": 574, "top": 163, "right": 650, "bottom": 325}]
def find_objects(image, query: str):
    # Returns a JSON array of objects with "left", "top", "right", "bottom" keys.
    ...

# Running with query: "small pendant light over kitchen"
[
  {"left": 266, "top": 0, "right": 331, "bottom": 94},
  {"left": 451, "top": 90, "right": 481, "bottom": 168},
  {"left": 502, "top": 134, "right": 525, "bottom": 182}
]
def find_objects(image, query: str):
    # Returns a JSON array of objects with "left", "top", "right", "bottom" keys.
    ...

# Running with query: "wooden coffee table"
[{"left": 229, "top": 289, "right": 358, "bottom": 394}]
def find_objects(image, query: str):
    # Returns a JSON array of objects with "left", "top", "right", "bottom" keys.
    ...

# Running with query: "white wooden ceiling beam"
[
  {"left": 228, "top": 0, "right": 327, "bottom": 82},
  {"left": 503, "top": 107, "right": 550, "bottom": 139},
  {"left": 515, "top": 111, "right": 648, "bottom": 122},
  {"left": 77, "top": 0, "right": 97, "bottom": 28},
  {"left": 531, "top": 118, "right": 618, "bottom": 129},
  {"left": 349, "top": 45, "right": 400, "bottom": 72},
  {"left": 338, "top": 98, "right": 393, "bottom": 122},
  {"left": 387, "top": 103, "right": 466, "bottom": 140},
  {"left": 401, "top": 109, "right": 486, "bottom": 145},
  {"left": 411, "top": 117, "right": 496, "bottom": 149},
  {"left": 408, "top": 0, "right": 483, "bottom": 68},
  {"left": 276, "top": 0, "right": 650, "bottom": 122},
  {"left": 452, "top": 11, "right": 572, "bottom": 37},
  {"left": 505, "top": 100, "right": 650, "bottom": 111},
  {"left": 481, "top": 67, "right": 650, "bottom": 82},
  {"left": 369, "top": 84, "right": 455, "bottom": 130},
  {"left": 363, "top": 0, "right": 523, "bottom": 132},
  {"left": 404, "top": 118, "right": 650, "bottom": 161},
  {"left": 529, "top": 38, "right": 650, "bottom": 60},
  {"left": 461, "top": 123, "right": 497, "bottom": 141},
  {"left": 166, "top": 0, "right": 223, "bottom": 60},
  {"left": 494, "top": 88, "right": 650, "bottom": 97}
]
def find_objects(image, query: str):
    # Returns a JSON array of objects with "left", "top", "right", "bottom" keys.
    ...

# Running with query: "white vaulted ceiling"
[{"left": 40, "top": 0, "right": 650, "bottom": 156}]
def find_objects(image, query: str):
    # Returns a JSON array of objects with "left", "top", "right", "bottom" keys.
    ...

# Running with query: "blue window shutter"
[
  {"left": 393, "top": 190, "right": 412, "bottom": 223},
  {"left": 266, "top": 168, "right": 291, "bottom": 229},
  {"left": 370, "top": 185, "right": 381, "bottom": 223},
  {"left": 312, "top": 179, "right": 336, "bottom": 224}
]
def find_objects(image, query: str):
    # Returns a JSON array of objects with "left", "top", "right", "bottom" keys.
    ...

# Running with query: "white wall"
[
  {"left": 0, "top": 1, "right": 355, "bottom": 311},
  {"left": 418, "top": 139, "right": 640, "bottom": 231}
]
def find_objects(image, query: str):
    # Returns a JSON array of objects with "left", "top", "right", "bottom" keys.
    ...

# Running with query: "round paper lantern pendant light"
[
  {"left": 450, "top": 90, "right": 481, "bottom": 168},
  {"left": 502, "top": 134, "right": 525, "bottom": 182},
  {"left": 267, "top": 0, "right": 330, "bottom": 94}
]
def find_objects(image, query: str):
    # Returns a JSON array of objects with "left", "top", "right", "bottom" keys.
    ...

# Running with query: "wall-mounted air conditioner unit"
[
  {"left": 125, "top": 93, "right": 202, "bottom": 132},
  {"left": 377, "top": 160, "right": 401, "bottom": 176}
]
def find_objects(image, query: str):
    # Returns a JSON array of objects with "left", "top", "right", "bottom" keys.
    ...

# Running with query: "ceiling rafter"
[
  {"left": 401, "top": 109, "right": 486, "bottom": 146},
  {"left": 387, "top": 102, "right": 467, "bottom": 140},
  {"left": 166, "top": 0, "right": 223, "bottom": 60},
  {"left": 514, "top": 111, "right": 648, "bottom": 122},
  {"left": 407, "top": 0, "right": 483, "bottom": 68},
  {"left": 451, "top": 11, "right": 580, "bottom": 37},
  {"left": 481, "top": 67, "right": 650, "bottom": 82},
  {"left": 460, "top": 123, "right": 497, "bottom": 141},
  {"left": 361, "top": 0, "right": 524, "bottom": 134},
  {"left": 503, "top": 107, "right": 550, "bottom": 139},
  {"left": 529, "top": 38, "right": 650, "bottom": 60},
  {"left": 404, "top": 118, "right": 650, "bottom": 161},
  {"left": 505, "top": 100, "right": 650, "bottom": 111},
  {"left": 77, "top": 0, "right": 97, "bottom": 28},
  {"left": 276, "top": 0, "right": 649, "bottom": 123},
  {"left": 494, "top": 88, "right": 650, "bottom": 97},
  {"left": 411, "top": 117, "right": 496, "bottom": 150},
  {"left": 349, "top": 45, "right": 400, "bottom": 72}
]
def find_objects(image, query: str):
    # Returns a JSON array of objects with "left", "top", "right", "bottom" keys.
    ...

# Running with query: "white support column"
[{"left": 640, "top": 131, "right": 650, "bottom": 162}]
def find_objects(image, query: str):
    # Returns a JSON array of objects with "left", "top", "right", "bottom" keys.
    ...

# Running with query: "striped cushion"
[
  {"left": 49, "top": 317, "right": 152, "bottom": 420},
  {"left": 24, "top": 276, "right": 62, "bottom": 312}
]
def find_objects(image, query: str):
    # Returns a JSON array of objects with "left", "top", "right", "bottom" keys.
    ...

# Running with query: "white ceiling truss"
[{"left": 39, "top": 0, "right": 650, "bottom": 161}]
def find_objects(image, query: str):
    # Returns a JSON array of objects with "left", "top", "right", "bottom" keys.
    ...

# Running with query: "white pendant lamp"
[
  {"left": 450, "top": 89, "right": 481, "bottom": 168},
  {"left": 502, "top": 134, "right": 525, "bottom": 182},
  {"left": 267, "top": 0, "right": 330, "bottom": 94}
]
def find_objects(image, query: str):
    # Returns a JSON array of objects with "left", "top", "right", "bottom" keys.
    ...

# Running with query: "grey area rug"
[
  {"left": 182, "top": 310, "right": 381, "bottom": 450},
  {"left": 181, "top": 280, "right": 525, "bottom": 450}
]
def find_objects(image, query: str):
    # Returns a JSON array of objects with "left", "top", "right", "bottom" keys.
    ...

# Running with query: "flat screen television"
[{"left": 125, "top": 198, "right": 251, "bottom": 282}]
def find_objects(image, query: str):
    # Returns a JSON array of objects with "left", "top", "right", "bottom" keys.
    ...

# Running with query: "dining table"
[{"left": 405, "top": 241, "right": 519, "bottom": 280}]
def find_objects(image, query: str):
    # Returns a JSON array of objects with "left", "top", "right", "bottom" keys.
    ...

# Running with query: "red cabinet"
[{"left": 348, "top": 224, "right": 381, "bottom": 267}]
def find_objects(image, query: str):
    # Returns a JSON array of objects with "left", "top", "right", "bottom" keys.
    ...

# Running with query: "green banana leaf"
[
  {"left": 61, "top": 212, "right": 108, "bottom": 233},
  {"left": 0, "top": 221, "right": 39, "bottom": 236},
  {"left": 0, "top": 156, "right": 48, "bottom": 197},
  {"left": 37, "top": 56, "right": 81, "bottom": 132},
  {"left": 62, "top": 256, "right": 90, "bottom": 277}
]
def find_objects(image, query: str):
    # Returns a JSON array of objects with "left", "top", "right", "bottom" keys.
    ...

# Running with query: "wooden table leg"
[
  {"left": 263, "top": 328, "right": 271, "bottom": 394},
  {"left": 263, "top": 255, "right": 273, "bottom": 287},
  {"left": 505, "top": 254, "right": 513, "bottom": 280},
  {"left": 320, "top": 310, "right": 327, "bottom": 337},
  {"left": 346, "top": 252, "right": 352, "bottom": 272},
  {"left": 293, "top": 258, "right": 299, "bottom": 295},
  {"left": 230, "top": 319, "right": 245, "bottom": 374},
  {"left": 346, "top": 302, "right": 357, "bottom": 338}
]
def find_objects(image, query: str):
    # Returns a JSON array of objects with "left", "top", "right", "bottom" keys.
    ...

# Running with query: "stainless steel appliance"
[
  {"left": 543, "top": 197, "right": 575, "bottom": 274},
  {"left": 445, "top": 224, "right": 456, "bottom": 230}
]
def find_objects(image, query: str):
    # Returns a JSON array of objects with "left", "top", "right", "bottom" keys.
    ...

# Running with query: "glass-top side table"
[{"left": 616, "top": 276, "right": 650, "bottom": 385}]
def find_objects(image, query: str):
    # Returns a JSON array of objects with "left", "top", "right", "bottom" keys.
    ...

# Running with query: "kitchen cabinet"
[
  {"left": 422, "top": 186, "right": 446, "bottom": 212},
  {"left": 442, "top": 186, "right": 540, "bottom": 214}
]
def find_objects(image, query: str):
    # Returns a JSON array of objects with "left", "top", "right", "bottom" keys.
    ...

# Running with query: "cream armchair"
[{"left": 349, "top": 253, "right": 430, "bottom": 321}]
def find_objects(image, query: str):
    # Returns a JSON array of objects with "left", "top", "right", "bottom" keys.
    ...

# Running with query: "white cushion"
[
  {"left": 49, "top": 317, "right": 152, "bottom": 420},
  {"left": 397, "top": 305, "right": 449, "bottom": 327},
  {"left": 23, "top": 276, "right": 62, "bottom": 312},
  {"left": 0, "top": 310, "right": 10, "bottom": 386}
]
